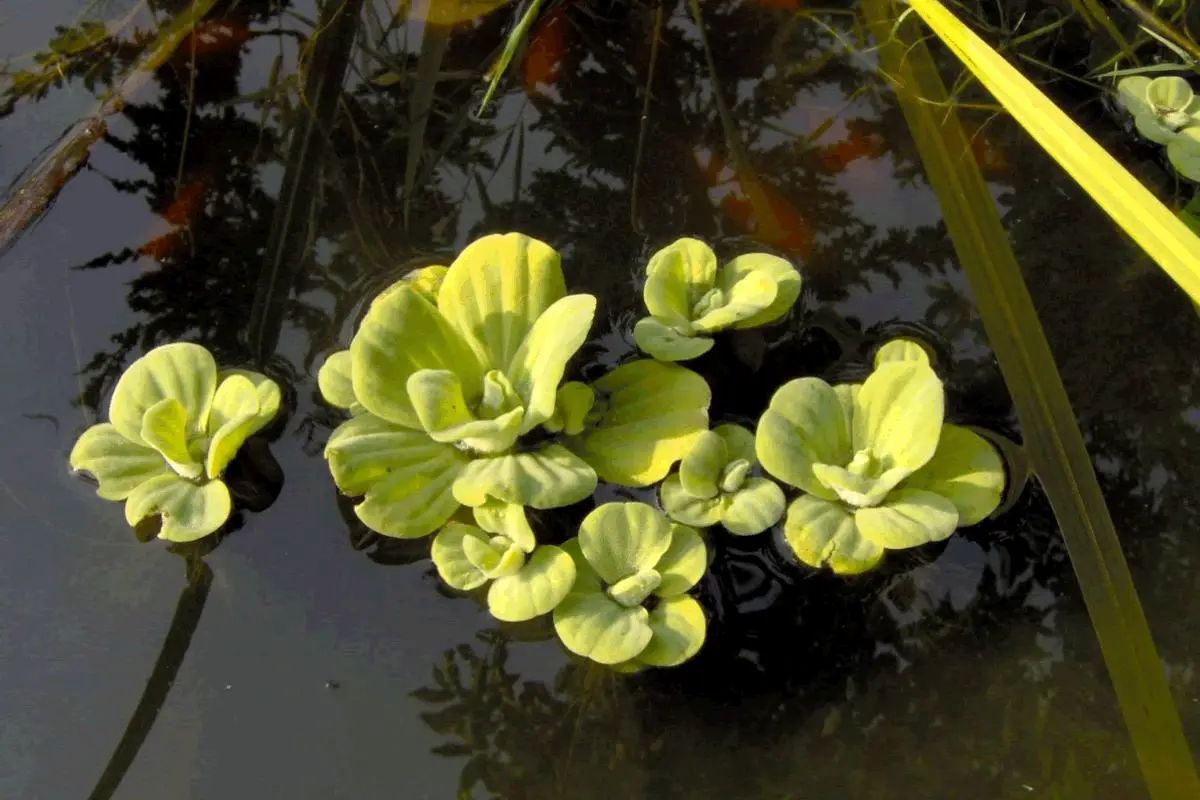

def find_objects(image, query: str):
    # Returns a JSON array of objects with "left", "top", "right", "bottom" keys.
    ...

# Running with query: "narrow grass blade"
[
  {"left": 861, "top": 1, "right": 1200, "bottom": 796},
  {"left": 901, "top": 0, "right": 1200, "bottom": 306},
  {"left": 403, "top": 3, "right": 452, "bottom": 226},
  {"left": 477, "top": 0, "right": 545, "bottom": 115}
]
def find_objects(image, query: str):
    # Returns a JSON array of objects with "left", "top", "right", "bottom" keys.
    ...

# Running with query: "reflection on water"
[{"left": 1, "top": 0, "right": 1198, "bottom": 797}]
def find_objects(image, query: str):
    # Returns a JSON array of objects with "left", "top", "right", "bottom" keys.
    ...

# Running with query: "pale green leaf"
[
  {"left": 462, "top": 533, "right": 504, "bottom": 573},
  {"left": 544, "top": 381, "right": 595, "bottom": 435},
  {"left": 552, "top": 589, "right": 653, "bottom": 665},
  {"left": 140, "top": 398, "right": 200, "bottom": 477},
  {"left": 902, "top": 424, "right": 1005, "bottom": 526},
  {"left": 852, "top": 361, "right": 943, "bottom": 473},
  {"left": 678, "top": 430, "right": 727, "bottom": 499},
  {"left": 722, "top": 477, "right": 786, "bottom": 535},
  {"left": 488, "top": 544, "right": 577, "bottom": 621},
  {"left": 407, "top": 369, "right": 523, "bottom": 453},
  {"left": 854, "top": 488, "right": 959, "bottom": 550},
  {"left": 720, "top": 252, "right": 802, "bottom": 330},
  {"left": 607, "top": 568, "right": 662, "bottom": 607},
  {"left": 506, "top": 294, "right": 597, "bottom": 431},
  {"left": 1146, "top": 75, "right": 1193, "bottom": 112},
  {"left": 318, "top": 350, "right": 358, "bottom": 411},
  {"left": 109, "top": 342, "right": 217, "bottom": 444},
  {"left": 205, "top": 374, "right": 263, "bottom": 479},
  {"left": 755, "top": 377, "right": 850, "bottom": 500},
  {"left": 1116, "top": 76, "right": 1152, "bottom": 116},
  {"left": 654, "top": 523, "right": 707, "bottom": 596},
  {"left": 472, "top": 501, "right": 537, "bottom": 553},
  {"left": 834, "top": 383, "right": 859, "bottom": 434},
  {"left": 636, "top": 595, "right": 707, "bottom": 667},
  {"left": 632, "top": 317, "right": 713, "bottom": 362},
  {"left": 571, "top": 360, "right": 711, "bottom": 486},
  {"left": 713, "top": 423, "right": 757, "bottom": 465},
  {"left": 874, "top": 338, "right": 931, "bottom": 367},
  {"left": 218, "top": 368, "right": 282, "bottom": 428},
  {"left": 124, "top": 474, "right": 231, "bottom": 543},
  {"left": 578, "top": 501, "right": 672, "bottom": 584},
  {"left": 811, "top": 462, "right": 910, "bottom": 508},
  {"left": 660, "top": 474, "right": 726, "bottom": 528},
  {"left": 452, "top": 444, "right": 597, "bottom": 509},
  {"left": 690, "top": 271, "right": 777, "bottom": 333},
  {"left": 483, "top": 542, "right": 526, "bottom": 579},
  {"left": 69, "top": 423, "right": 170, "bottom": 500},
  {"left": 436, "top": 232, "right": 567, "bottom": 370},
  {"left": 1167, "top": 128, "right": 1200, "bottom": 182},
  {"left": 643, "top": 237, "right": 717, "bottom": 324},
  {"left": 782, "top": 495, "right": 884, "bottom": 575},
  {"left": 351, "top": 285, "right": 483, "bottom": 428},
  {"left": 431, "top": 523, "right": 491, "bottom": 591},
  {"left": 1135, "top": 111, "right": 1180, "bottom": 145}
]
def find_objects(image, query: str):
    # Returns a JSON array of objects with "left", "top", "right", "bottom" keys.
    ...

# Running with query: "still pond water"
[{"left": 2, "top": 0, "right": 1199, "bottom": 797}]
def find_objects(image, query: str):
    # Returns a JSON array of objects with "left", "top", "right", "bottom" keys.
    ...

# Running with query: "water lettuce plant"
[
  {"left": 1117, "top": 75, "right": 1200, "bottom": 181},
  {"left": 659, "top": 423, "right": 785, "bottom": 535},
  {"left": 68, "top": 342, "right": 281, "bottom": 542},
  {"left": 319, "top": 232, "right": 712, "bottom": 540},
  {"left": 431, "top": 502, "right": 576, "bottom": 622},
  {"left": 755, "top": 341, "right": 1004, "bottom": 574},
  {"left": 633, "top": 238, "right": 802, "bottom": 361},
  {"left": 553, "top": 502, "right": 708, "bottom": 670}
]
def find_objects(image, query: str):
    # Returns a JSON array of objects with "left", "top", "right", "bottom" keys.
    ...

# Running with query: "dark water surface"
[{"left": 2, "top": 1, "right": 1199, "bottom": 798}]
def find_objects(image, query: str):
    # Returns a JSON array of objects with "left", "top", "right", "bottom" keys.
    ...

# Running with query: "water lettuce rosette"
[{"left": 69, "top": 342, "right": 281, "bottom": 542}]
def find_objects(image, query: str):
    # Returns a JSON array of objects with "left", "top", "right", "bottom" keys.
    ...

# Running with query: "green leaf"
[
  {"left": 218, "top": 368, "right": 282, "bottom": 429},
  {"left": 1117, "top": 76, "right": 1152, "bottom": 117},
  {"left": 505, "top": 294, "right": 597, "bottom": 431},
  {"left": 69, "top": 423, "right": 171, "bottom": 501},
  {"left": 488, "top": 544, "right": 577, "bottom": 622},
  {"left": 632, "top": 317, "right": 713, "bottom": 362},
  {"left": 755, "top": 377, "right": 850, "bottom": 500},
  {"left": 452, "top": 444, "right": 597, "bottom": 509},
  {"left": 1167, "top": 128, "right": 1200, "bottom": 182},
  {"left": 462, "top": 533, "right": 505, "bottom": 573},
  {"left": 811, "top": 461, "right": 909, "bottom": 508},
  {"left": 205, "top": 374, "right": 264, "bottom": 479},
  {"left": 579, "top": 501, "right": 672, "bottom": 584},
  {"left": 124, "top": 474, "right": 231, "bottom": 543},
  {"left": 636, "top": 595, "right": 707, "bottom": 667},
  {"left": 571, "top": 360, "right": 711, "bottom": 486},
  {"left": 782, "top": 495, "right": 884, "bottom": 575},
  {"left": 852, "top": 361, "right": 943, "bottom": 473},
  {"left": 721, "top": 252, "right": 802, "bottom": 330},
  {"left": 1147, "top": 75, "right": 1193, "bottom": 112},
  {"left": 722, "top": 477, "right": 786, "bottom": 536},
  {"left": 690, "top": 272, "right": 777, "bottom": 333},
  {"left": 874, "top": 338, "right": 931, "bottom": 367},
  {"left": 679, "top": 430, "right": 727, "bottom": 498},
  {"left": 643, "top": 237, "right": 717, "bottom": 325},
  {"left": 654, "top": 523, "right": 707, "bottom": 596},
  {"left": 660, "top": 474, "right": 726, "bottom": 528},
  {"left": 408, "top": 369, "right": 524, "bottom": 453},
  {"left": 325, "top": 413, "right": 469, "bottom": 538},
  {"left": 351, "top": 285, "right": 483, "bottom": 428},
  {"left": 544, "top": 381, "right": 595, "bottom": 435},
  {"left": 436, "top": 232, "right": 567, "bottom": 371},
  {"left": 902, "top": 424, "right": 1005, "bottom": 526},
  {"left": 431, "top": 523, "right": 491, "bottom": 591},
  {"left": 854, "top": 488, "right": 959, "bottom": 550},
  {"left": 552, "top": 542, "right": 654, "bottom": 666},
  {"left": 713, "top": 423, "right": 756, "bottom": 465},
  {"left": 1134, "top": 111, "right": 1180, "bottom": 145},
  {"left": 109, "top": 342, "right": 217, "bottom": 445},
  {"left": 607, "top": 568, "right": 662, "bottom": 607},
  {"left": 140, "top": 398, "right": 201, "bottom": 478},
  {"left": 472, "top": 502, "right": 537, "bottom": 553}
]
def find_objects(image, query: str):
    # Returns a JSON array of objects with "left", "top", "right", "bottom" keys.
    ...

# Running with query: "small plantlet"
[
  {"left": 1117, "top": 75, "right": 1200, "bottom": 181},
  {"left": 633, "top": 237, "right": 802, "bottom": 361},
  {"left": 69, "top": 342, "right": 281, "bottom": 542},
  {"left": 755, "top": 339, "right": 1005, "bottom": 574},
  {"left": 553, "top": 502, "right": 708, "bottom": 670},
  {"left": 659, "top": 423, "right": 785, "bottom": 535}
]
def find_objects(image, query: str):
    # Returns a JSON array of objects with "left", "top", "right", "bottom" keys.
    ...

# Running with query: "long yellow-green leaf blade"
[
  {"left": 903, "top": 0, "right": 1200, "bottom": 305},
  {"left": 861, "top": 1, "right": 1200, "bottom": 796}
]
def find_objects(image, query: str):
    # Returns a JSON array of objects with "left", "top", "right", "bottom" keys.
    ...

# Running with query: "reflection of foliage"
[{"left": 0, "top": 22, "right": 130, "bottom": 115}]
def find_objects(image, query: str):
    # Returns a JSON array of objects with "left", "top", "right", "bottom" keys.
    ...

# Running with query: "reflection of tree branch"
[
  {"left": 246, "top": 0, "right": 366, "bottom": 364},
  {"left": 0, "top": 0, "right": 220, "bottom": 257},
  {"left": 86, "top": 557, "right": 213, "bottom": 800}
]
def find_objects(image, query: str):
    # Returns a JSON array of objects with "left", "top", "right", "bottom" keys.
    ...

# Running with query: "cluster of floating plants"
[
  {"left": 69, "top": 232, "right": 1007, "bottom": 671},
  {"left": 1117, "top": 75, "right": 1200, "bottom": 181}
]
